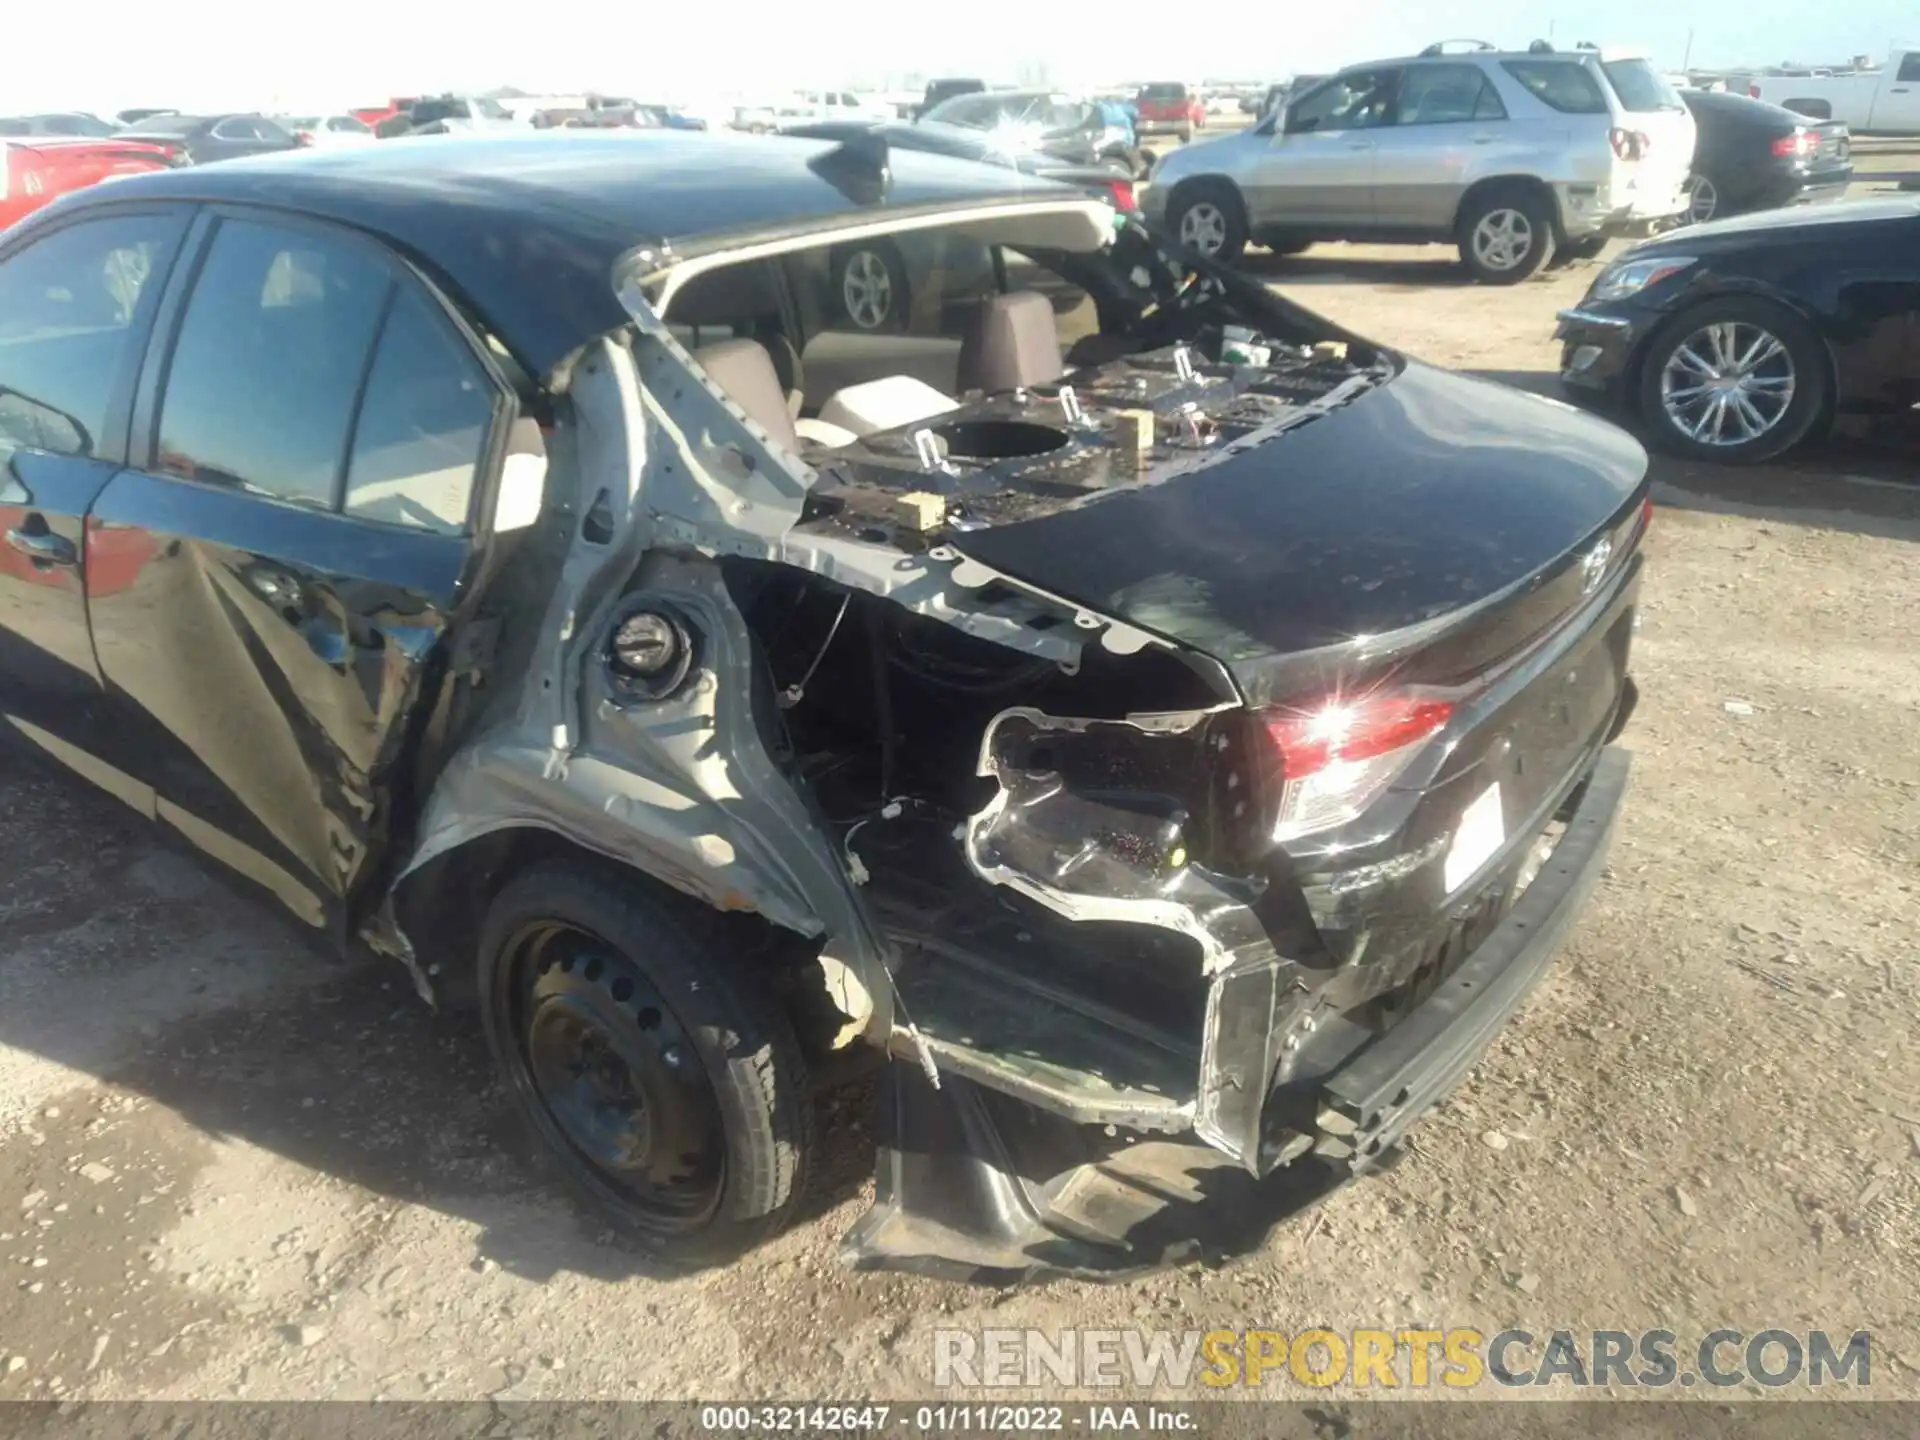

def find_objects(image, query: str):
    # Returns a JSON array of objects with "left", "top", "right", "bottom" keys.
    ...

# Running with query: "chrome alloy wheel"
[
  {"left": 1470, "top": 207, "right": 1535, "bottom": 271},
  {"left": 1178, "top": 200, "right": 1228, "bottom": 255},
  {"left": 841, "top": 249, "right": 893, "bottom": 330},
  {"left": 1659, "top": 321, "right": 1796, "bottom": 446}
]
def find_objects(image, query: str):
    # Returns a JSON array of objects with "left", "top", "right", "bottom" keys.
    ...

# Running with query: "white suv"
[{"left": 1142, "top": 42, "right": 1697, "bottom": 283}]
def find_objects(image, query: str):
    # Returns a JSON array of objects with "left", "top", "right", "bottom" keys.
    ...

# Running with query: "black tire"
[
  {"left": 1679, "top": 170, "right": 1722, "bottom": 226},
  {"left": 1167, "top": 179, "right": 1248, "bottom": 263},
  {"left": 1262, "top": 236, "right": 1313, "bottom": 256},
  {"left": 1635, "top": 296, "right": 1829, "bottom": 464},
  {"left": 1177, "top": 123, "right": 1194, "bottom": 143},
  {"left": 478, "top": 862, "right": 813, "bottom": 1264},
  {"left": 1456, "top": 186, "right": 1557, "bottom": 285},
  {"left": 831, "top": 241, "right": 909, "bottom": 333}
]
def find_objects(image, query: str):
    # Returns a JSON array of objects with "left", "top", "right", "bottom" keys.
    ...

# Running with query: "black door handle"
[{"left": 5, "top": 526, "right": 77, "bottom": 566}]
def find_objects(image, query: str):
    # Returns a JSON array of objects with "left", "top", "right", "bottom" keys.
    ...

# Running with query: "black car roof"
[{"left": 51, "top": 131, "right": 1074, "bottom": 376}]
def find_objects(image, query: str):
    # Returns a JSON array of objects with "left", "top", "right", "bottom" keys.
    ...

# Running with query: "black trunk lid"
[{"left": 951, "top": 362, "right": 1650, "bottom": 705}]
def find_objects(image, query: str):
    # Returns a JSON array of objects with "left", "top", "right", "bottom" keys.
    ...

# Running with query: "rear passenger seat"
[{"left": 691, "top": 293, "right": 1067, "bottom": 454}]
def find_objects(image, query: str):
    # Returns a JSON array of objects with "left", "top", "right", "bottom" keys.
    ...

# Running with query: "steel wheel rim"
[
  {"left": 506, "top": 920, "right": 725, "bottom": 1229},
  {"left": 1684, "top": 174, "right": 1717, "bottom": 224},
  {"left": 1660, "top": 321, "right": 1796, "bottom": 446},
  {"left": 1179, "top": 200, "right": 1227, "bottom": 254},
  {"left": 1471, "top": 207, "right": 1534, "bottom": 271},
  {"left": 842, "top": 250, "right": 893, "bottom": 329}
]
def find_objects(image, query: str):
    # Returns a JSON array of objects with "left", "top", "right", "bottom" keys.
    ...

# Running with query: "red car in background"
[
  {"left": 350, "top": 98, "right": 422, "bottom": 137},
  {"left": 1, "top": 137, "right": 177, "bottom": 233},
  {"left": 1134, "top": 81, "right": 1206, "bottom": 141}
]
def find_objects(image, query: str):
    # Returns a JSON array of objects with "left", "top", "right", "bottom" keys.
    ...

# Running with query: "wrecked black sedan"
[{"left": 0, "top": 131, "right": 1647, "bottom": 1280}]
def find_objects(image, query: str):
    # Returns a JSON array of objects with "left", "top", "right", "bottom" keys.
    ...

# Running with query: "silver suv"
[{"left": 1142, "top": 43, "right": 1697, "bottom": 283}]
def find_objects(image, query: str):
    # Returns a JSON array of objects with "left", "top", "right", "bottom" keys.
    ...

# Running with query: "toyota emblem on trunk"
[{"left": 1580, "top": 537, "right": 1613, "bottom": 596}]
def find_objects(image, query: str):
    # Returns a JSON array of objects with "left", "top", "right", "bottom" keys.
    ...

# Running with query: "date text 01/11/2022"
[{"left": 697, "top": 1405, "right": 1197, "bottom": 1432}]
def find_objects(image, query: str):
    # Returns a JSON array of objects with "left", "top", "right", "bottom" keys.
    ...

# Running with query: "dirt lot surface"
[{"left": 0, "top": 171, "right": 1915, "bottom": 1408}]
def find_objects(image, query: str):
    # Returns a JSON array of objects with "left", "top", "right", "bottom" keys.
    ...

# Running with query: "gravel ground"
[{"left": 0, "top": 174, "right": 1915, "bottom": 1408}]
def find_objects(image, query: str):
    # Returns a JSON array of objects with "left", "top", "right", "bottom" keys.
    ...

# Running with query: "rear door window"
[
  {"left": 1502, "top": 60, "right": 1609, "bottom": 114},
  {"left": 155, "top": 218, "right": 391, "bottom": 506},
  {"left": 0, "top": 214, "right": 180, "bottom": 459},
  {"left": 1396, "top": 64, "right": 1508, "bottom": 124},
  {"left": 1602, "top": 60, "right": 1686, "bottom": 113},
  {"left": 343, "top": 287, "right": 494, "bottom": 534}
]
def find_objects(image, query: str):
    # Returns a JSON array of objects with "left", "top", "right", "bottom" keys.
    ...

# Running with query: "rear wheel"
[
  {"left": 1681, "top": 171, "right": 1721, "bottom": 225},
  {"left": 1635, "top": 297, "right": 1829, "bottom": 464},
  {"left": 479, "top": 863, "right": 813, "bottom": 1264},
  {"left": 1457, "top": 188, "right": 1556, "bottom": 284},
  {"left": 1168, "top": 180, "right": 1247, "bottom": 262},
  {"left": 832, "top": 242, "right": 908, "bottom": 332}
]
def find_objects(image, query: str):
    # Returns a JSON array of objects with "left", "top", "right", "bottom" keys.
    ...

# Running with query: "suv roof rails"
[{"left": 1418, "top": 39, "right": 1497, "bottom": 57}]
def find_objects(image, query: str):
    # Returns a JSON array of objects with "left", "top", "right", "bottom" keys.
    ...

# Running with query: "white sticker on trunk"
[{"left": 1445, "top": 781, "right": 1506, "bottom": 894}]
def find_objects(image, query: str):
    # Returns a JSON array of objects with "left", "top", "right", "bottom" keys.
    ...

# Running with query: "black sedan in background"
[
  {"left": 780, "top": 119, "right": 1134, "bottom": 201},
  {"left": 1679, "top": 90, "right": 1853, "bottom": 226},
  {"left": 115, "top": 113, "right": 301, "bottom": 165},
  {"left": 1556, "top": 198, "right": 1919, "bottom": 462}
]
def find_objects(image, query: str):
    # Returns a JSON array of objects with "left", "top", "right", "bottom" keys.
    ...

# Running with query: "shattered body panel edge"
[{"left": 385, "top": 336, "right": 896, "bottom": 1025}]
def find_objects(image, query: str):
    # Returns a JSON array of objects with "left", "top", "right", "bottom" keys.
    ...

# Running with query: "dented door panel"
[{"left": 85, "top": 473, "right": 469, "bottom": 927}]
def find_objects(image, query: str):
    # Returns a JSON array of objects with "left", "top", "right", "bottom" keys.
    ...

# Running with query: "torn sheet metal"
[
  {"left": 390, "top": 337, "right": 895, "bottom": 1022},
  {"left": 962, "top": 705, "right": 1273, "bottom": 977}
]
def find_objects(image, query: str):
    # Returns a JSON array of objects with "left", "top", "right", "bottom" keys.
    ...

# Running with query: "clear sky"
[{"left": 11, "top": 0, "right": 1916, "bottom": 116}]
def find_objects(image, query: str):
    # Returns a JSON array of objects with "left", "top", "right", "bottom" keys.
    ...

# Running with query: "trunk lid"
[{"left": 950, "top": 362, "right": 1649, "bottom": 705}]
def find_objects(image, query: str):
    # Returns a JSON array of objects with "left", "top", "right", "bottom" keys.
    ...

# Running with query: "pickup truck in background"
[{"left": 1745, "top": 48, "right": 1920, "bottom": 134}]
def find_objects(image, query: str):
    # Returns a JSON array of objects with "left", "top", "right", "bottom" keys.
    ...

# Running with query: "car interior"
[{"left": 657, "top": 220, "right": 1107, "bottom": 462}]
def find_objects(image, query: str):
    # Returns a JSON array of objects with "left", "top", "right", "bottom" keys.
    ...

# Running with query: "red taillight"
[
  {"left": 1748, "top": 83, "right": 1762, "bottom": 99},
  {"left": 1770, "top": 131, "right": 1815, "bottom": 158},
  {"left": 1105, "top": 179, "right": 1137, "bottom": 211},
  {"left": 1640, "top": 495, "right": 1654, "bottom": 533},
  {"left": 1265, "top": 694, "right": 1454, "bottom": 779},
  {"left": 1609, "top": 128, "right": 1652, "bottom": 161},
  {"left": 1264, "top": 691, "right": 1455, "bottom": 840}
]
